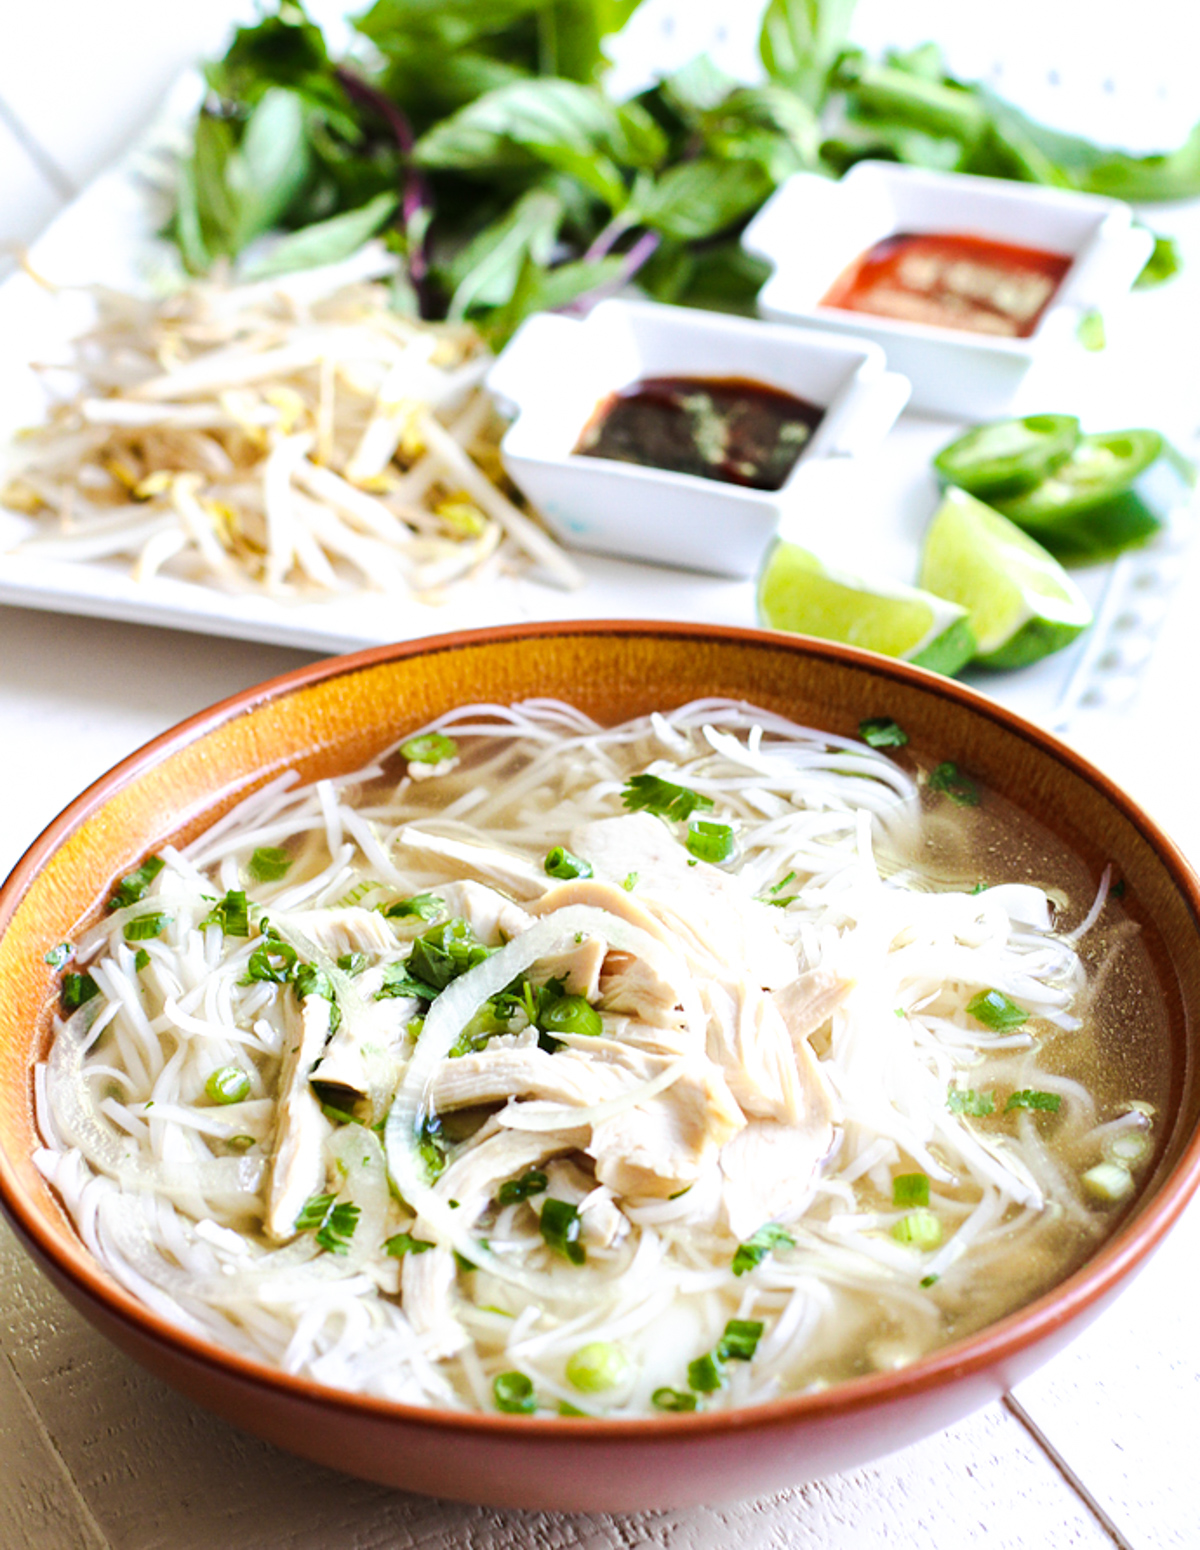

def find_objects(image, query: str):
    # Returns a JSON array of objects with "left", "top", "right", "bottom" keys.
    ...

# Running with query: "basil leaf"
[
  {"left": 759, "top": 0, "right": 858, "bottom": 109},
  {"left": 242, "top": 192, "right": 398, "bottom": 281},
  {"left": 230, "top": 88, "right": 311, "bottom": 250},
  {"left": 630, "top": 158, "right": 774, "bottom": 242},
  {"left": 446, "top": 185, "right": 565, "bottom": 319}
]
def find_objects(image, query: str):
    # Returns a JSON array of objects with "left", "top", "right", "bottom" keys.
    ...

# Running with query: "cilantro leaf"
[
  {"left": 732, "top": 1222, "right": 794, "bottom": 1276},
  {"left": 107, "top": 855, "right": 165, "bottom": 911},
  {"left": 621, "top": 773, "right": 714, "bottom": 823}
]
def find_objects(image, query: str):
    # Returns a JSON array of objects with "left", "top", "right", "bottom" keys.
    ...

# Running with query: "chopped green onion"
[
  {"left": 416, "top": 1122, "right": 448, "bottom": 1182},
  {"left": 496, "top": 1169, "right": 548, "bottom": 1206},
  {"left": 1081, "top": 1161, "right": 1134, "bottom": 1203},
  {"left": 337, "top": 952, "right": 368, "bottom": 976},
  {"left": 892, "top": 1173, "right": 930, "bottom": 1208},
  {"left": 928, "top": 762, "right": 980, "bottom": 806},
  {"left": 686, "top": 820, "right": 734, "bottom": 864},
  {"left": 292, "top": 963, "right": 341, "bottom": 1033},
  {"left": 544, "top": 846, "right": 592, "bottom": 880},
  {"left": 621, "top": 871, "right": 638, "bottom": 892},
  {"left": 687, "top": 1352, "right": 725, "bottom": 1393},
  {"left": 226, "top": 1135, "right": 255, "bottom": 1153},
  {"left": 947, "top": 1086, "right": 994, "bottom": 1116},
  {"left": 621, "top": 773, "right": 713, "bottom": 822},
  {"left": 538, "top": 994, "right": 602, "bottom": 1039},
  {"left": 652, "top": 1387, "right": 697, "bottom": 1413},
  {"left": 44, "top": 943, "right": 73, "bottom": 969},
  {"left": 61, "top": 972, "right": 99, "bottom": 1011},
  {"left": 1106, "top": 1131, "right": 1149, "bottom": 1164},
  {"left": 380, "top": 892, "right": 443, "bottom": 921},
  {"left": 539, "top": 1198, "right": 585, "bottom": 1265},
  {"left": 1005, "top": 1089, "right": 1062, "bottom": 1113},
  {"left": 967, "top": 989, "right": 1028, "bottom": 1032},
  {"left": 492, "top": 1370, "right": 536, "bottom": 1415},
  {"left": 202, "top": 889, "right": 250, "bottom": 937},
  {"left": 558, "top": 1400, "right": 588, "bottom": 1417},
  {"left": 716, "top": 1319, "right": 764, "bottom": 1362},
  {"left": 732, "top": 1222, "right": 795, "bottom": 1276},
  {"left": 295, "top": 1193, "right": 360, "bottom": 1254},
  {"left": 205, "top": 1065, "right": 251, "bottom": 1105},
  {"left": 859, "top": 716, "right": 909, "bottom": 749},
  {"left": 133, "top": 949, "right": 150, "bottom": 972},
  {"left": 1077, "top": 307, "right": 1106, "bottom": 351},
  {"left": 320, "top": 1101, "right": 359, "bottom": 1126},
  {"left": 247, "top": 846, "right": 292, "bottom": 884},
  {"left": 892, "top": 1209, "right": 943, "bottom": 1249},
  {"left": 921, "top": 1273, "right": 940, "bottom": 1288},
  {"left": 124, "top": 912, "right": 170, "bottom": 942},
  {"left": 769, "top": 872, "right": 796, "bottom": 895},
  {"left": 401, "top": 732, "right": 458, "bottom": 765},
  {"left": 407, "top": 918, "right": 491, "bottom": 991},
  {"left": 107, "top": 855, "right": 164, "bottom": 910},
  {"left": 384, "top": 1231, "right": 436, "bottom": 1258},
  {"left": 566, "top": 1341, "right": 631, "bottom": 1393}
]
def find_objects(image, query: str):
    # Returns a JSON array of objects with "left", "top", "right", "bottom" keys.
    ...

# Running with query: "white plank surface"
[{"left": 0, "top": 1210, "right": 1115, "bottom": 1550}]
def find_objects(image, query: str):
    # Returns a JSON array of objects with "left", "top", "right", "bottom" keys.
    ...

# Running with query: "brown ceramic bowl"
[{"left": 2, "top": 621, "right": 1200, "bottom": 1512}]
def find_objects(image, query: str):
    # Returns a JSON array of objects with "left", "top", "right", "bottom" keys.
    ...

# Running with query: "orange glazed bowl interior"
[{"left": 2, "top": 620, "right": 1200, "bottom": 1512}]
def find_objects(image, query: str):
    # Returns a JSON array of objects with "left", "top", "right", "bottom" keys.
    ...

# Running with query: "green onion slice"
[
  {"left": 539, "top": 1198, "right": 586, "bottom": 1265},
  {"left": 717, "top": 1319, "right": 764, "bottom": 1362},
  {"left": 892, "top": 1173, "right": 930, "bottom": 1208},
  {"left": 1005, "top": 1089, "right": 1062, "bottom": 1112},
  {"left": 544, "top": 846, "right": 593, "bottom": 880},
  {"left": 124, "top": 912, "right": 170, "bottom": 942},
  {"left": 538, "top": 994, "right": 602, "bottom": 1039},
  {"left": 859, "top": 716, "right": 909, "bottom": 749},
  {"left": 967, "top": 988, "right": 1028, "bottom": 1031},
  {"left": 687, "top": 1352, "right": 725, "bottom": 1393},
  {"left": 247, "top": 846, "right": 291, "bottom": 884},
  {"left": 401, "top": 732, "right": 458, "bottom": 765},
  {"left": 652, "top": 1387, "right": 697, "bottom": 1413},
  {"left": 686, "top": 820, "right": 734, "bottom": 864},
  {"left": 566, "top": 1341, "right": 630, "bottom": 1393},
  {"left": 205, "top": 1065, "right": 251, "bottom": 1105},
  {"left": 493, "top": 1371, "right": 536, "bottom": 1414}
]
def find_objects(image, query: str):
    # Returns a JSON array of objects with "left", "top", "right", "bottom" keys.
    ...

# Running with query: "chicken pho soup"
[{"left": 37, "top": 700, "right": 1167, "bottom": 1416}]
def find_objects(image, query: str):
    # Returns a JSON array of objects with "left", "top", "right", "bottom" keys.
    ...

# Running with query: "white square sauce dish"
[
  {"left": 742, "top": 162, "right": 1153, "bottom": 418},
  {"left": 485, "top": 298, "right": 910, "bottom": 578}
]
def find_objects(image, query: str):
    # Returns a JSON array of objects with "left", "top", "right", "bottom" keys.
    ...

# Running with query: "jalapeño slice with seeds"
[{"left": 933, "top": 415, "right": 1080, "bottom": 501}]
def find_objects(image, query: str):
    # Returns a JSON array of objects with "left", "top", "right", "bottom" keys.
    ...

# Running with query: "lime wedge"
[
  {"left": 757, "top": 541, "right": 977, "bottom": 675},
  {"left": 919, "top": 488, "right": 1092, "bottom": 670}
]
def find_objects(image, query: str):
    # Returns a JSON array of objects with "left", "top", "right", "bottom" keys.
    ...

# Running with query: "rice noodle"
[{"left": 35, "top": 696, "right": 1159, "bottom": 1414}]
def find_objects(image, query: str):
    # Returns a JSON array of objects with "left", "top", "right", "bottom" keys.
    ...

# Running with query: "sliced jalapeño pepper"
[
  {"left": 990, "top": 428, "right": 1199, "bottom": 563},
  {"left": 933, "top": 414, "right": 1080, "bottom": 500}
]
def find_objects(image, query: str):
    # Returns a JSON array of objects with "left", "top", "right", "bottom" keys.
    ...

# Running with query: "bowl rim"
[{"left": 3, "top": 616, "right": 1200, "bottom": 1440}]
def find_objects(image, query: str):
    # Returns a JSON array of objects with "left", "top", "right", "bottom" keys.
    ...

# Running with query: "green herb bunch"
[{"left": 171, "top": 0, "right": 1191, "bottom": 342}]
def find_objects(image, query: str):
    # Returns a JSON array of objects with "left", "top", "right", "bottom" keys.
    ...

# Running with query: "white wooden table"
[{"left": 3, "top": 5, "right": 1200, "bottom": 1546}]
